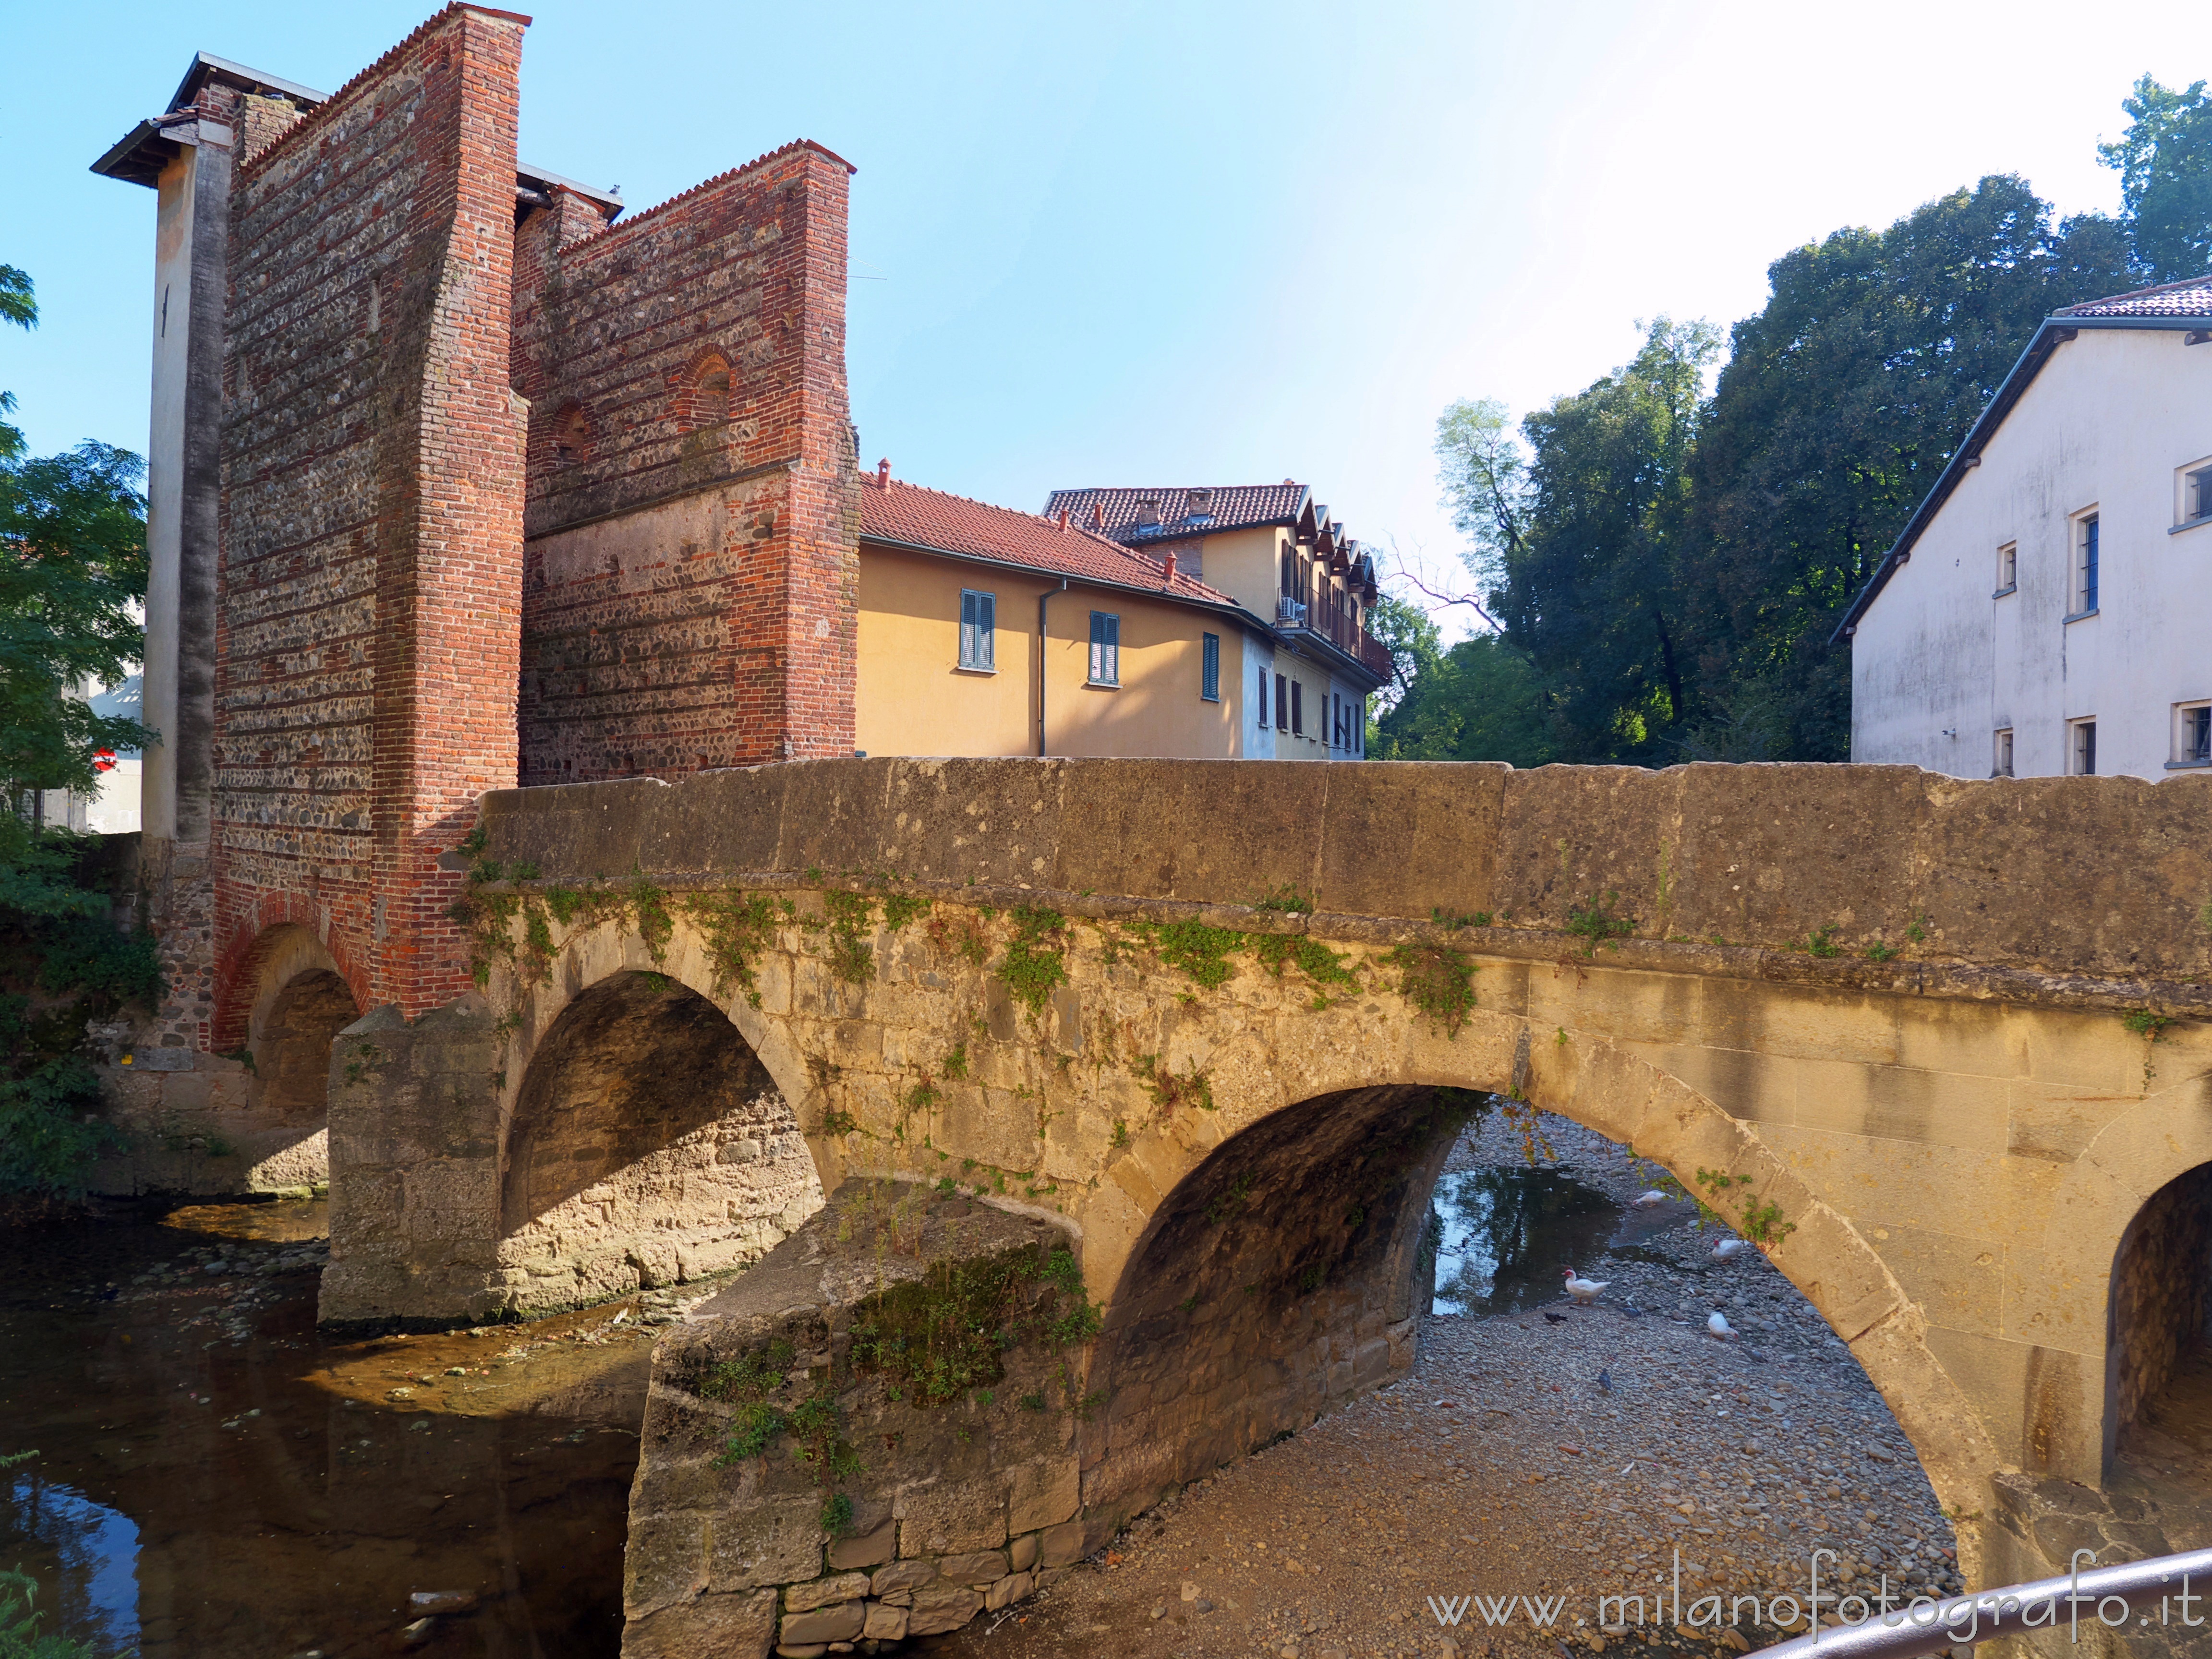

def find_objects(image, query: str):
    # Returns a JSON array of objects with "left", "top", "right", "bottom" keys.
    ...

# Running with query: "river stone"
[
  {"left": 778, "top": 1600, "right": 863, "bottom": 1645},
  {"left": 906, "top": 1584, "right": 985, "bottom": 1636}
]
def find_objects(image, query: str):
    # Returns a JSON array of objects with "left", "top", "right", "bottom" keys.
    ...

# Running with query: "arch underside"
[{"left": 497, "top": 970, "right": 821, "bottom": 1314}]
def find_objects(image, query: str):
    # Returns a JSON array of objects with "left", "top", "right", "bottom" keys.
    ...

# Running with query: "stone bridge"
[{"left": 311, "top": 757, "right": 2212, "bottom": 1630}]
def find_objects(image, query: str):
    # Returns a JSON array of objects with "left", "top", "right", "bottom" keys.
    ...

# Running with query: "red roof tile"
[
  {"left": 860, "top": 473, "right": 1245, "bottom": 610},
  {"left": 2058, "top": 276, "right": 2212, "bottom": 318}
]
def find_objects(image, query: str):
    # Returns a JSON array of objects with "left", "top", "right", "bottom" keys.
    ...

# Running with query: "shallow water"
[
  {"left": 0, "top": 1200, "right": 649, "bottom": 1658},
  {"left": 1430, "top": 1166, "right": 1623, "bottom": 1316}
]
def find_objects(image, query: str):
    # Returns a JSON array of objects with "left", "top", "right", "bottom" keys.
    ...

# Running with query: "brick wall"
[
  {"left": 211, "top": 3, "right": 528, "bottom": 1036},
  {"left": 510, "top": 141, "right": 858, "bottom": 782}
]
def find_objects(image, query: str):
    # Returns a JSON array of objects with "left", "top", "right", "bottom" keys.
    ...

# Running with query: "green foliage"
[
  {"left": 822, "top": 890, "right": 879, "bottom": 984},
  {"left": 1564, "top": 891, "right": 1635, "bottom": 957},
  {"left": 1134, "top": 1053, "right": 1214, "bottom": 1115},
  {"left": 2123, "top": 1009, "right": 2174, "bottom": 1041},
  {"left": 1865, "top": 941, "right": 1899, "bottom": 963},
  {"left": 1385, "top": 944, "right": 1477, "bottom": 1035},
  {"left": 880, "top": 891, "right": 931, "bottom": 932},
  {"left": 1430, "top": 907, "right": 1492, "bottom": 930},
  {"left": 0, "top": 1566, "right": 104, "bottom": 1659},
  {"left": 0, "top": 443, "right": 154, "bottom": 798},
  {"left": 1370, "top": 628, "right": 1560, "bottom": 766},
  {"left": 0, "top": 263, "right": 31, "bottom": 461},
  {"left": 1137, "top": 918, "right": 1244, "bottom": 988},
  {"left": 1694, "top": 1166, "right": 1797, "bottom": 1248},
  {"left": 1251, "top": 885, "right": 1314, "bottom": 915},
  {"left": 686, "top": 890, "right": 775, "bottom": 1008},
  {"left": 0, "top": 827, "right": 152, "bottom": 1194},
  {"left": 996, "top": 906, "right": 1068, "bottom": 1017},
  {"left": 1248, "top": 932, "right": 1360, "bottom": 994},
  {"left": 820, "top": 1491, "right": 855, "bottom": 1539},
  {"left": 1799, "top": 924, "right": 1840, "bottom": 959},
  {"left": 1204, "top": 1170, "right": 1257, "bottom": 1225},
  {"left": 701, "top": 1339, "right": 796, "bottom": 1464},
  {"left": 848, "top": 1241, "right": 1100, "bottom": 1408},
  {"left": 941, "top": 1042, "right": 969, "bottom": 1082},
  {"left": 2100, "top": 76, "right": 2212, "bottom": 283}
]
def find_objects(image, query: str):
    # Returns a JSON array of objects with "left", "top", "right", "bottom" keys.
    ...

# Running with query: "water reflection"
[
  {"left": 3, "top": 1473, "right": 140, "bottom": 1657},
  {"left": 1431, "top": 1166, "right": 1622, "bottom": 1316},
  {"left": 0, "top": 1200, "right": 645, "bottom": 1658}
]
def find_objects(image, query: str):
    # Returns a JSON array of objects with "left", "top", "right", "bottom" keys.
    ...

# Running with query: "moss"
[
  {"left": 1252, "top": 885, "right": 1314, "bottom": 914},
  {"left": 997, "top": 906, "right": 1069, "bottom": 1017},
  {"left": 1386, "top": 944, "right": 1478, "bottom": 1036}
]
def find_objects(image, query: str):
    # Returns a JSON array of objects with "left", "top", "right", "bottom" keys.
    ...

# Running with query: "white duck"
[
  {"left": 1632, "top": 1190, "right": 1669, "bottom": 1209},
  {"left": 1562, "top": 1267, "right": 1609, "bottom": 1306},
  {"left": 1711, "top": 1238, "right": 1752, "bottom": 1261},
  {"left": 1706, "top": 1310, "right": 1737, "bottom": 1340}
]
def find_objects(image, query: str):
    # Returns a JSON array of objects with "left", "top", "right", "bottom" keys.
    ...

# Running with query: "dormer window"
[{"left": 1184, "top": 488, "right": 1213, "bottom": 521}]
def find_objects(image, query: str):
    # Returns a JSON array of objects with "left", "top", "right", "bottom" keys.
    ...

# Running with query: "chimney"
[
  {"left": 1091, "top": 501, "right": 1104, "bottom": 529},
  {"left": 1163, "top": 550, "right": 1177, "bottom": 585},
  {"left": 1056, "top": 508, "right": 1069, "bottom": 531},
  {"left": 876, "top": 457, "right": 890, "bottom": 486},
  {"left": 1136, "top": 498, "right": 1160, "bottom": 528}
]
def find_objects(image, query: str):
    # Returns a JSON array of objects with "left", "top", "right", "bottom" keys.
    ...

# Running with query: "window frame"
[
  {"left": 1201, "top": 632, "right": 1221, "bottom": 702},
  {"left": 2069, "top": 716, "right": 2097, "bottom": 777},
  {"left": 1257, "top": 665, "right": 1269, "bottom": 727},
  {"left": 2172, "top": 701, "right": 2212, "bottom": 769},
  {"left": 1993, "top": 727, "right": 2013, "bottom": 778},
  {"left": 1088, "top": 611, "right": 1121, "bottom": 687},
  {"left": 957, "top": 588, "right": 996, "bottom": 673},
  {"left": 1994, "top": 541, "right": 2017, "bottom": 596},
  {"left": 2067, "top": 510, "right": 2100, "bottom": 619},
  {"left": 2175, "top": 457, "right": 2212, "bottom": 531}
]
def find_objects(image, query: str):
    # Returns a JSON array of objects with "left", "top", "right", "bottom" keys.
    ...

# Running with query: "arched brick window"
[
  {"left": 550, "top": 400, "right": 594, "bottom": 467},
  {"left": 677, "top": 353, "right": 733, "bottom": 432}
]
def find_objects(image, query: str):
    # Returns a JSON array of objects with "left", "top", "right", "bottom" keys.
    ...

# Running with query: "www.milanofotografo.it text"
[{"left": 1426, "top": 1549, "right": 2209, "bottom": 1642}]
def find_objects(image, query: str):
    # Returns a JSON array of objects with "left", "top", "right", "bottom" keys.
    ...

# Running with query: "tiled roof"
[
  {"left": 2057, "top": 276, "right": 2212, "bottom": 318},
  {"left": 860, "top": 474, "right": 1244, "bottom": 609},
  {"left": 1040, "top": 484, "right": 1311, "bottom": 543}
]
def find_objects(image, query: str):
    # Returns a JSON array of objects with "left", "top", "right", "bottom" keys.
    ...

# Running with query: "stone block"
[
  {"left": 861, "top": 1599, "right": 908, "bottom": 1640},
  {"left": 825, "top": 1517, "right": 895, "bottom": 1571},
  {"left": 708, "top": 1493, "right": 824, "bottom": 1591},
  {"left": 986, "top": 1570, "right": 1034, "bottom": 1611},
  {"left": 778, "top": 1601, "right": 863, "bottom": 1645},
  {"left": 937, "top": 1550, "right": 1008, "bottom": 1587},
  {"left": 619, "top": 1587, "right": 775, "bottom": 1659},
  {"left": 781, "top": 1572, "right": 868, "bottom": 1613},
  {"left": 896, "top": 1479, "right": 1005, "bottom": 1555},
  {"left": 1008, "top": 1532, "right": 1039, "bottom": 1573},
  {"left": 905, "top": 1583, "right": 984, "bottom": 1637},
  {"left": 623, "top": 1511, "right": 707, "bottom": 1617},
  {"left": 1038, "top": 1520, "right": 1087, "bottom": 1569},
  {"left": 870, "top": 1558, "right": 936, "bottom": 1597},
  {"left": 1007, "top": 1456, "right": 1079, "bottom": 1532}
]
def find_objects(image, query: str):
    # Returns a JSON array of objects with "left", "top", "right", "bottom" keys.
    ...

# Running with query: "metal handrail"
[{"left": 1746, "top": 1547, "right": 2212, "bottom": 1656}]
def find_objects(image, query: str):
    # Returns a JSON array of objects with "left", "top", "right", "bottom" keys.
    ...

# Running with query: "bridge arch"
[
  {"left": 1079, "top": 1010, "right": 1997, "bottom": 1550},
  {"left": 486, "top": 921, "right": 827, "bottom": 1315}
]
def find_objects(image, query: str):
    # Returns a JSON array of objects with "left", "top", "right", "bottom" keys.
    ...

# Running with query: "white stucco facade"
[{"left": 1850, "top": 320, "right": 2212, "bottom": 781}]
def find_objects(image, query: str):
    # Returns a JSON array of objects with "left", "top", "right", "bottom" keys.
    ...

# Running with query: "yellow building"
[
  {"left": 1043, "top": 483, "right": 1390, "bottom": 759},
  {"left": 857, "top": 469, "right": 1390, "bottom": 760}
]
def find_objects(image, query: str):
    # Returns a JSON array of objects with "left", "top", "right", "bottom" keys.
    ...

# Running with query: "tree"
[
  {"left": 1368, "top": 632, "right": 1557, "bottom": 769},
  {"left": 0, "top": 442, "right": 152, "bottom": 801},
  {"left": 1487, "top": 317, "right": 1720, "bottom": 760},
  {"left": 2100, "top": 76, "right": 2212, "bottom": 284},
  {"left": 1679, "top": 177, "right": 2132, "bottom": 760},
  {"left": 1363, "top": 591, "right": 1442, "bottom": 716},
  {"left": 0, "top": 262, "right": 33, "bottom": 462}
]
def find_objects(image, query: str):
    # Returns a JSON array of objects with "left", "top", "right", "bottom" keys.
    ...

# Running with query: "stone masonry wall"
[
  {"left": 2106, "top": 1165, "right": 2212, "bottom": 1456},
  {"left": 510, "top": 141, "right": 858, "bottom": 782},
  {"left": 211, "top": 3, "right": 528, "bottom": 1034},
  {"left": 624, "top": 1186, "right": 1098, "bottom": 1659}
]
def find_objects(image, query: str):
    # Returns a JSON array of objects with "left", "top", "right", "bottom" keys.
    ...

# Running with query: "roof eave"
[
  {"left": 858, "top": 532, "right": 1273, "bottom": 635},
  {"left": 1831, "top": 313, "right": 2212, "bottom": 644}
]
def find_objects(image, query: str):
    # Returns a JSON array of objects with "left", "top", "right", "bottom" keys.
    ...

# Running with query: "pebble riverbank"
[{"left": 923, "top": 1111, "right": 1963, "bottom": 1659}]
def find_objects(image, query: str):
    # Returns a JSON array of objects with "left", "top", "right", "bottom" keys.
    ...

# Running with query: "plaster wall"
[
  {"left": 854, "top": 545, "right": 1252, "bottom": 758},
  {"left": 1853, "top": 328, "right": 2212, "bottom": 779}
]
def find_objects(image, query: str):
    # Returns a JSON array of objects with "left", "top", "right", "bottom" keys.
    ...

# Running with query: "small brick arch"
[
  {"left": 546, "top": 398, "right": 594, "bottom": 467},
  {"left": 211, "top": 898, "right": 370, "bottom": 1054},
  {"left": 671, "top": 349, "right": 733, "bottom": 432}
]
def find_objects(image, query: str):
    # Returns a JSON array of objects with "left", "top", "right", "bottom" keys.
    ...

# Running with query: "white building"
[{"left": 1840, "top": 276, "right": 2212, "bottom": 781}]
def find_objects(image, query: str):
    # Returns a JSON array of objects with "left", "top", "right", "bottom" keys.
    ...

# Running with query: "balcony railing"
[{"left": 1277, "top": 596, "right": 1392, "bottom": 679}]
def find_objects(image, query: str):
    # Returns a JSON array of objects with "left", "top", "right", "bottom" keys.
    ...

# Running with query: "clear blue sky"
[{"left": 4, "top": 1, "right": 2204, "bottom": 628}]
